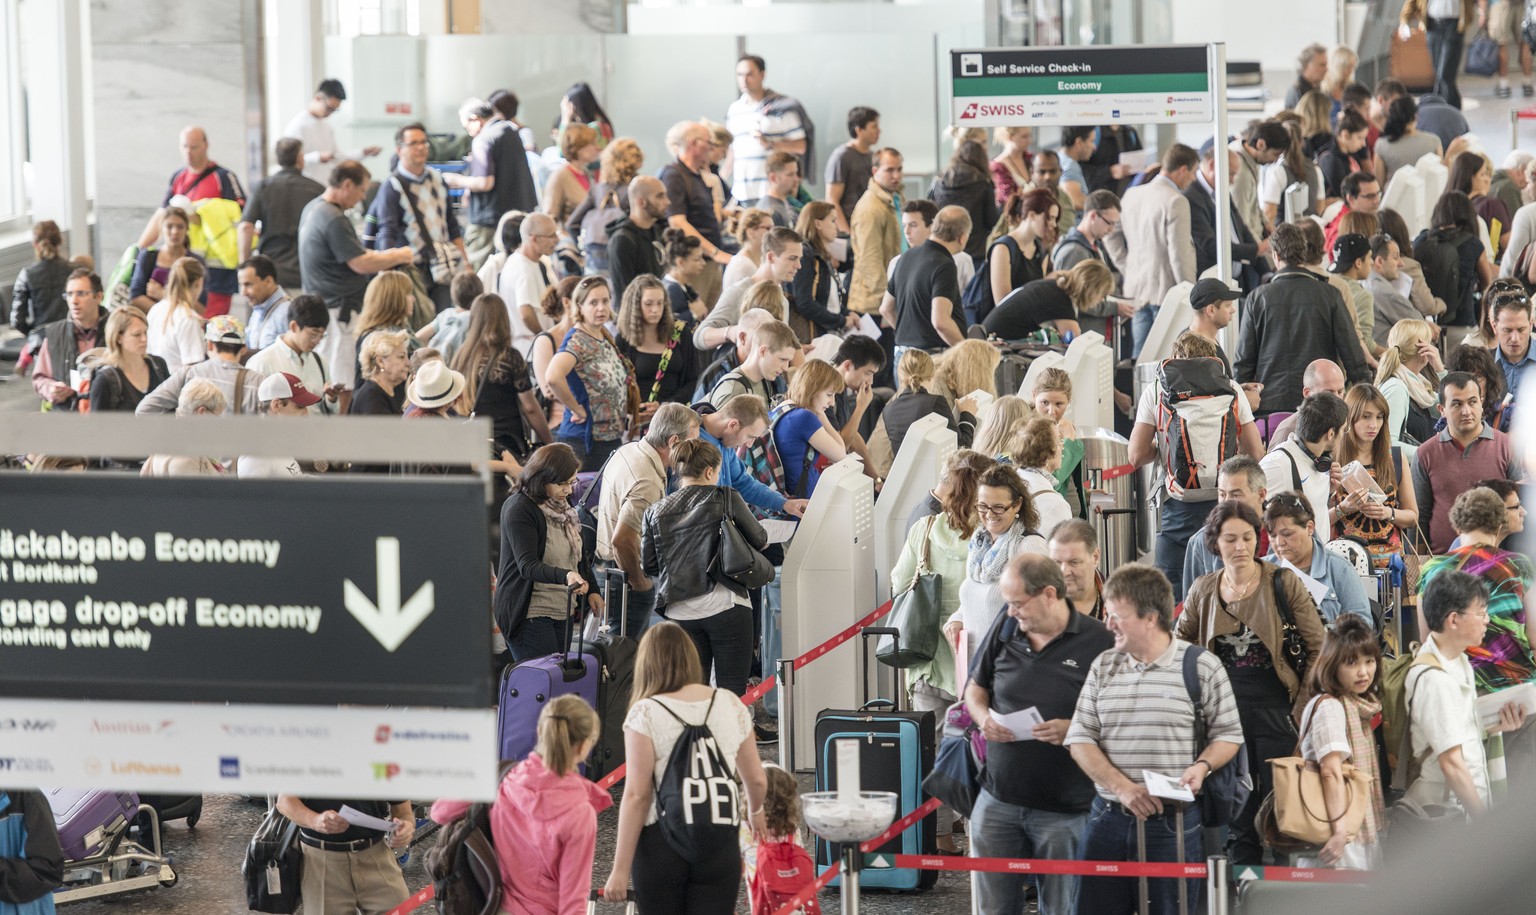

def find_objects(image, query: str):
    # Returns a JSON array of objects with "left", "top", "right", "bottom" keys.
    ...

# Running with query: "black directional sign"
[{"left": 0, "top": 475, "right": 492, "bottom": 707}]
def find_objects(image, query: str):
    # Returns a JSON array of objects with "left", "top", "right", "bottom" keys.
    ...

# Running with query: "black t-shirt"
[
  {"left": 242, "top": 168, "right": 324, "bottom": 288},
  {"left": 658, "top": 160, "right": 723, "bottom": 247},
  {"left": 620, "top": 328, "right": 699, "bottom": 406},
  {"left": 349, "top": 381, "right": 403, "bottom": 416},
  {"left": 297, "top": 797, "right": 399, "bottom": 844},
  {"left": 971, "top": 605, "right": 1116, "bottom": 812},
  {"left": 468, "top": 119, "right": 539, "bottom": 226},
  {"left": 888, "top": 240, "right": 964, "bottom": 350},
  {"left": 981, "top": 279, "right": 1077, "bottom": 341},
  {"left": 471, "top": 351, "right": 536, "bottom": 458}
]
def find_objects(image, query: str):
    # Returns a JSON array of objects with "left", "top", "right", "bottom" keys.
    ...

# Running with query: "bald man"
[
  {"left": 139, "top": 125, "right": 247, "bottom": 316},
  {"left": 500, "top": 212, "right": 558, "bottom": 350},
  {"left": 609, "top": 175, "right": 670, "bottom": 302},
  {"left": 1265, "top": 359, "right": 1346, "bottom": 451},
  {"left": 658, "top": 121, "right": 730, "bottom": 308}
]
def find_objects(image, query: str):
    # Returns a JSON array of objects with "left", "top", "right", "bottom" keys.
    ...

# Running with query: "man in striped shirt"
[{"left": 1065, "top": 564, "right": 1243, "bottom": 915}]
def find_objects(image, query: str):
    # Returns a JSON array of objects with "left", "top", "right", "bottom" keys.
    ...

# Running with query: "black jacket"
[
  {"left": 0, "top": 789, "right": 65, "bottom": 905},
  {"left": 11, "top": 256, "right": 74, "bottom": 335},
  {"left": 881, "top": 389, "right": 975, "bottom": 458},
  {"left": 494, "top": 491, "right": 598, "bottom": 638},
  {"left": 641, "top": 484, "right": 766, "bottom": 609},
  {"left": 929, "top": 163, "right": 999, "bottom": 261},
  {"left": 1235, "top": 266, "right": 1370, "bottom": 414},
  {"left": 788, "top": 251, "right": 843, "bottom": 338},
  {"left": 1183, "top": 179, "right": 1262, "bottom": 279},
  {"left": 607, "top": 216, "right": 665, "bottom": 304}
]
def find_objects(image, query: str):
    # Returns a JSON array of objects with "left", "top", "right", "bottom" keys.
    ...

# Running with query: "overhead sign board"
[
  {"left": 951, "top": 45, "right": 1215, "bottom": 126},
  {"left": 0, "top": 475, "right": 492, "bottom": 708}
]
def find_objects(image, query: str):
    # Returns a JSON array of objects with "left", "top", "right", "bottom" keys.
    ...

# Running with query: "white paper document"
[
  {"left": 851, "top": 314, "right": 882, "bottom": 340},
  {"left": 1118, "top": 149, "right": 1149, "bottom": 171},
  {"left": 1143, "top": 770, "right": 1197, "bottom": 802},
  {"left": 338, "top": 805, "right": 397, "bottom": 834},
  {"left": 760, "top": 519, "right": 799, "bottom": 544},
  {"left": 992, "top": 706, "right": 1045, "bottom": 739},
  {"left": 1477, "top": 682, "right": 1536, "bottom": 730},
  {"left": 1276, "top": 558, "right": 1330, "bottom": 606}
]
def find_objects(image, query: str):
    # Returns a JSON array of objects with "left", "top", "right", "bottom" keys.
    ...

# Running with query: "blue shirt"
[
  {"left": 1059, "top": 154, "right": 1087, "bottom": 195},
  {"left": 775, "top": 407, "right": 826, "bottom": 499},
  {"left": 245, "top": 288, "right": 291, "bottom": 352},
  {"left": 699, "top": 427, "right": 786, "bottom": 514},
  {"left": 1264, "top": 535, "right": 1372, "bottom": 627},
  {"left": 1496, "top": 343, "right": 1535, "bottom": 424}
]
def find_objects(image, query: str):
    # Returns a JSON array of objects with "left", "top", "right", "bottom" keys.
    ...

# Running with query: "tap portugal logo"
[{"left": 960, "top": 103, "right": 979, "bottom": 119}]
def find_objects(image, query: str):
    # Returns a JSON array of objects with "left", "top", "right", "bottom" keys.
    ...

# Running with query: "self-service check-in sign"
[{"left": 0, "top": 475, "right": 491, "bottom": 708}]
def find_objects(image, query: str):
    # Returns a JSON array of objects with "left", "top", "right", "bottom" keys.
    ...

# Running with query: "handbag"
[
  {"left": 923, "top": 734, "right": 981, "bottom": 819},
  {"left": 1268, "top": 699, "right": 1372, "bottom": 846},
  {"left": 717, "top": 495, "right": 774, "bottom": 589},
  {"left": 1272, "top": 568, "right": 1312, "bottom": 683},
  {"left": 878, "top": 516, "right": 943, "bottom": 668},
  {"left": 1466, "top": 30, "right": 1500, "bottom": 76},
  {"left": 243, "top": 804, "right": 303, "bottom": 914}
]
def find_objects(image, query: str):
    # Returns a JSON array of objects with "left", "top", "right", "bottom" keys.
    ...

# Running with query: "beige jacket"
[
  {"left": 1105, "top": 174, "right": 1196, "bottom": 305},
  {"left": 848, "top": 183, "right": 903, "bottom": 315}
]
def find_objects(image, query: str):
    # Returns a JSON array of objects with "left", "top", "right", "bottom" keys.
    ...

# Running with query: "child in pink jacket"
[{"left": 432, "top": 695, "right": 612, "bottom": 915}]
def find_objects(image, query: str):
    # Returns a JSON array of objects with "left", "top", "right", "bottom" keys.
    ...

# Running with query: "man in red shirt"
[{"left": 139, "top": 126, "right": 246, "bottom": 317}]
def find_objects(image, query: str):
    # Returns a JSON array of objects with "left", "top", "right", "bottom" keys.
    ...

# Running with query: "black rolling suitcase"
[
  {"left": 574, "top": 569, "right": 638, "bottom": 782},
  {"left": 812, "top": 628, "right": 937, "bottom": 891},
  {"left": 992, "top": 341, "right": 1066, "bottom": 397}
]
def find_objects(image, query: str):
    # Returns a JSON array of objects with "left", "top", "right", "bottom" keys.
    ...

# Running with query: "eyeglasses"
[
  {"left": 1095, "top": 212, "right": 1120, "bottom": 229},
  {"left": 1456, "top": 607, "right": 1491, "bottom": 621},
  {"left": 976, "top": 501, "right": 1019, "bottom": 517},
  {"left": 402, "top": 139, "right": 430, "bottom": 148}
]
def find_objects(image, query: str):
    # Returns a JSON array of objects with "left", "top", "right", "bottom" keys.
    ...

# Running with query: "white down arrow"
[{"left": 343, "top": 537, "right": 435, "bottom": 652}]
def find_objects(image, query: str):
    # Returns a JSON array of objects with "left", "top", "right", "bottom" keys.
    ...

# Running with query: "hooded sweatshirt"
[
  {"left": 928, "top": 160, "right": 1000, "bottom": 260},
  {"left": 0, "top": 790, "right": 64, "bottom": 915},
  {"left": 430, "top": 753, "right": 613, "bottom": 915}
]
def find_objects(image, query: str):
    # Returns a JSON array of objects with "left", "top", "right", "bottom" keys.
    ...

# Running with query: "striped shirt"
[
  {"left": 1064, "top": 638, "right": 1244, "bottom": 802},
  {"left": 726, "top": 92, "right": 805, "bottom": 203}
]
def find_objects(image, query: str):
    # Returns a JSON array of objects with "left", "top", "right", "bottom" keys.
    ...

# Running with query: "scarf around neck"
[
  {"left": 968, "top": 522, "right": 1026, "bottom": 584},
  {"left": 541, "top": 497, "right": 583, "bottom": 559},
  {"left": 1393, "top": 364, "right": 1438, "bottom": 410}
]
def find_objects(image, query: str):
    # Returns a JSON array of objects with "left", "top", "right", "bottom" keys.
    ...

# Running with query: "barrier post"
[
  {"left": 777, "top": 658, "right": 796, "bottom": 773},
  {"left": 1514, "top": 108, "right": 1520, "bottom": 154},
  {"left": 1206, "top": 854, "right": 1230, "bottom": 915}
]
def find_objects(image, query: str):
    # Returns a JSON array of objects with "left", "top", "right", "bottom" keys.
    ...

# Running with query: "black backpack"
[
  {"left": 962, "top": 236, "right": 1023, "bottom": 325},
  {"left": 1412, "top": 228, "right": 1471, "bottom": 325},
  {"left": 423, "top": 795, "right": 501, "bottom": 915},
  {"left": 652, "top": 692, "right": 742, "bottom": 862}
]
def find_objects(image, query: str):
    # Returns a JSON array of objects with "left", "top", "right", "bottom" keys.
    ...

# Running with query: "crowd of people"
[{"left": 5, "top": 36, "right": 1536, "bottom": 915}]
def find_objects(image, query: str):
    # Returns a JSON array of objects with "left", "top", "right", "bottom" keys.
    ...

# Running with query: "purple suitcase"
[
  {"left": 497, "top": 587, "right": 600, "bottom": 763},
  {"left": 46, "top": 787, "right": 139, "bottom": 860}
]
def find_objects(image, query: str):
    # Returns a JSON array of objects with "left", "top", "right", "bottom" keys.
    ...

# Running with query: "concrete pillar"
[
  {"left": 89, "top": 0, "right": 257, "bottom": 266},
  {"left": 23, "top": 0, "right": 89, "bottom": 256}
]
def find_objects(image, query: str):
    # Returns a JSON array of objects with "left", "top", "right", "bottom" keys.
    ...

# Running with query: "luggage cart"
[{"left": 54, "top": 801, "right": 177, "bottom": 905}]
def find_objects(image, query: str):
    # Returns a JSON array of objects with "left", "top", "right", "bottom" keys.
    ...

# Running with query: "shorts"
[
  {"left": 1492, "top": 0, "right": 1523, "bottom": 45},
  {"left": 317, "top": 308, "right": 358, "bottom": 391}
]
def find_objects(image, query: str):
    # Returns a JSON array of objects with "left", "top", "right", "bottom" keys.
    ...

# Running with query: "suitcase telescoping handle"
[
  {"left": 859, "top": 627, "right": 904, "bottom": 712},
  {"left": 560, "top": 583, "right": 588, "bottom": 681},
  {"left": 587, "top": 889, "right": 636, "bottom": 914}
]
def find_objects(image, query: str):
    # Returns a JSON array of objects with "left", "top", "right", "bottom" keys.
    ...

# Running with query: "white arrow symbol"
[{"left": 343, "top": 537, "right": 435, "bottom": 652}]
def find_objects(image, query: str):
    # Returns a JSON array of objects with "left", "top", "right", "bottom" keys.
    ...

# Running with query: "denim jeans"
[
  {"left": 1155, "top": 496, "right": 1216, "bottom": 603},
  {"left": 558, "top": 433, "right": 620, "bottom": 473},
  {"left": 1426, "top": 17, "right": 1465, "bottom": 108},
  {"left": 761, "top": 566, "right": 783, "bottom": 715},
  {"left": 970, "top": 790, "right": 1086, "bottom": 915},
  {"left": 676, "top": 604, "right": 755, "bottom": 696},
  {"left": 1077, "top": 796, "right": 1203, "bottom": 915},
  {"left": 508, "top": 616, "right": 564, "bottom": 663},
  {"left": 1130, "top": 303, "right": 1160, "bottom": 359}
]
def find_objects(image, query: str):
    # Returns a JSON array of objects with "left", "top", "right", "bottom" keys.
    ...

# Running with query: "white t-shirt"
[
  {"left": 238, "top": 456, "right": 304, "bottom": 478},
  {"left": 145, "top": 302, "right": 206, "bottom": 374},
  {"left": 1260, "top": 438, "right": 1336, "bottom": 541},
  {"left": 664, "top": 582, "right": 752, "bottom": 622},
  {"left": 1405, "top": 637, "right": 1489, "bottom": 810},
  {"left": 499, "top": 250, "right": 553, "bottom": 351},
  {"left": 1017, "top": 466, "right": 1073, "bottom": 538},
  {"left": 624, "top": 690, "right": 754, "bottom": 825},
  {"left": 247, "top": 338, "right": 331, "bottom": 415},
  {"left": 281, "top": 109, "right": 365, "bottom": 186}
]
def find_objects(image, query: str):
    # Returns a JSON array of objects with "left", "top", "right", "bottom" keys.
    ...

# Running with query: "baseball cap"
[
  {"left": 257, "top": 372, "right": 321, "bottom": 408},
  {"left": 1189, "top": 277, "right": 1241, "bottom": 310},
  {"left": 205, "top": 314, "right": 246, "bottom": 345},
  {"left": 1329, "top": 233, "right": 1371, "bottom": 273}
]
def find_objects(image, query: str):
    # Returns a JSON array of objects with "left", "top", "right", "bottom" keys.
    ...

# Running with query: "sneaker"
[
  {"left": 1525, "top": 83, "right": 1534, "bottom": 97},
  {"left": 1498, "top": 84, "right": 1513, "bottom": 98},
  {"left": 754, "top": 720, "right": 779, "bottom": 743}
]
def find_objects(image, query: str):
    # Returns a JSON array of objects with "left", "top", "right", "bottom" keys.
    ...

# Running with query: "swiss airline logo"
[
  {"left": 960, "top": 102, "right": 1031, "bottom": 120},
  {"left": 960, "top": 103, "right": 979, "bottom": 119}
]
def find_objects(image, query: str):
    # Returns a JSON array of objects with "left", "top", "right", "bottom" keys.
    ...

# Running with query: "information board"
[{"left": 951, "top": 45, "right": 1215, "bottom": 127}]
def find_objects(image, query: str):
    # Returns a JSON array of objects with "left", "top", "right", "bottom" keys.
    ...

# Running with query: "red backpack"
[{"left": 749, "top": 840, "right": 822, "bottom": 915}]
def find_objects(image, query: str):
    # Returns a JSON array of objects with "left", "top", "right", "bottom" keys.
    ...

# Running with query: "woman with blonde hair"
[
  {"left": 604, "top": 623, "right": 769, "bottom": 912},
  {"left": 971, "top": 394, "right": 1033, "bottom": 460},
  {"left": 990, "top": 126, "right": 1033, "bottom": 208},
  {"left": 565, "top": 136, "right": 643, "bottom": 272},
  {"left": 1003, "top": 416, "right": 1074, "bottom": 538},
  {"left": 1320, "top": 46, "right": 1358, "bottom": 102},
  {"left": 1296, "top": 90, "right": 1335, "bottom": 158},
  {"left": 739, "top": 280, "right": 788, "bottom": 323},
  {"left": 933, "top": 338, "right": 1000, "bottom": 407},
  {"left": 1375, "top": 318, "right": 1444, "bottom": 444},
  {"left": 90, "top": 306, "right": 170, "bottom": 414},
  {"left": 982, "top": 258, "right": 1115, "bottom": 341},
  {"left": 771, "top": 359, "right": 851, "bottom": 499},
  {"left": 145, "top": 256, "right": 206, "bottom": 373},
  {"left": 349, "top": 329, "right": 412, "bottom": 417},
  {"left": 723, "top": 209, "right": 775, "bottom": 289},
  {"left": 881, "top": 349, "right": 980, "bottom": 458},
  {"left": 352, "top": 270, "right": 420, "bottom": 388}
]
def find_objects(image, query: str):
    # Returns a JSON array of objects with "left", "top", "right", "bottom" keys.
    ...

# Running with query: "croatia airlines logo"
[{"left": 960, "top": 103, "right": 979, "bottom": 120}]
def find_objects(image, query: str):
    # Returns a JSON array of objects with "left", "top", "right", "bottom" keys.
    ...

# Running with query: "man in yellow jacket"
[{"left": 848, "top": 148, "right": 906, "bottom": 317}]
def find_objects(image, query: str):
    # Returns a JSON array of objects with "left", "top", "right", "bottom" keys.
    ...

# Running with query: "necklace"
[{"left": 1222, "top": 565, "right": 1259, "bottom": 601}]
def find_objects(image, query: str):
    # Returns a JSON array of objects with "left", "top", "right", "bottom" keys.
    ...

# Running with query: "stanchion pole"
[
  {"left": 777, "top": 657, "right": 796, "bottom": 772},
  {"left": 840, "top": 843, "right": 862, "bottom": 915},
  {"left": 1207, "top": 854, "right": 1230, "bottom": 915},
  {"left": 1513, "top": 109, "right": 1520, "bottom": 154}
]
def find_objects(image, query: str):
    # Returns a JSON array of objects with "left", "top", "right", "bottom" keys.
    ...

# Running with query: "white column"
[{"left": 24, "top": 0, "right": 88, "bottom": 248}]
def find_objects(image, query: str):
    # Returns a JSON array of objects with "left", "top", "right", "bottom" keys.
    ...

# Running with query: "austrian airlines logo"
[{"left": 960, "top": 103, "right": 979, "bottom": 119}]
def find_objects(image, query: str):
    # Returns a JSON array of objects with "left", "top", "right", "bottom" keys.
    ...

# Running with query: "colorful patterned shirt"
[{"left": 1418, "top": 545, "right": 1536, "bottom": 693}]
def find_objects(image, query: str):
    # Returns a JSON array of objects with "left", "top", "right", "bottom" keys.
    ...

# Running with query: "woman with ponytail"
[
  {"left": 144, "top": 256, "right": 207, "bottom": 373},
  {"left": 430, "top": 694, "right": 610, "bottom": 915},
  {"left": 1374, "top": 318, "right": 1444, "bottom": 444}
]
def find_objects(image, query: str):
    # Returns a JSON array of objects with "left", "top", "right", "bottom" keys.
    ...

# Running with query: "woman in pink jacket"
[{"left": 431, "top": 695, "right": 611, "bottom": 915}]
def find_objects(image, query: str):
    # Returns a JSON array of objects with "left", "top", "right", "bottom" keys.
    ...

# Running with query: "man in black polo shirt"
[
  {"left": 879, "top": 204, "right": 970, "bottom": 360},
  {"left": 276, "top": 794, "right": 414, "bottom": 914},
  {"left": 965, "top": 554, "right": 1114, "bottom": 915},
  {"left": 239, "top": 137, "right": 324, "bottom": 290}
]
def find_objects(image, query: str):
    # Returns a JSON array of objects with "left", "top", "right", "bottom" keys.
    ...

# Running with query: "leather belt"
[{"left": 300, "top": 834, "right": 380, "bottom": 852}]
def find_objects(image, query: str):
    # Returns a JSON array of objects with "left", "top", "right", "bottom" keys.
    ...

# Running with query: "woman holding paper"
[
  {"left": 1263, "top": 493, "right": 1373, "bottom": 628},
  {"left": 1178, "top": 499, "right": 1326, "bottom": 866},
  {"left": 1331, "top": 384, "right": 1420, "bottom": 574}
]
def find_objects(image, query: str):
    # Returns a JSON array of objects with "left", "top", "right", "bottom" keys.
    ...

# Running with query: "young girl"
[
  {"left": 1294, "top": 616, "right": 1384, "bottom": 870},
  {"left": 1031, "top": 368, "right": 1085, "bottom": 516},
  {"left": 745, "top": 765, "right": 821, "bottom": 915},
  {"left": 430, "top": 695, "right": 611, "bottom": 915}
]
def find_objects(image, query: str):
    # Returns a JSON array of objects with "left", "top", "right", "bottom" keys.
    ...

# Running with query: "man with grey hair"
[
  {"left": 444, "top": 96, "right": 535, "bottom": 268},
  {"left": 595, "top": 402, "right": 702, "bottom": 638},
  {"left": 1284, "top": 43, "right": 1327, "bottom": 108},
  {"left": 1264, "top": 359, "right": 1345, "bottom": 452},
  {"left": 141, "top": 380, "right": 229, "bottom": 478},
  {"left": 1182, "top": 455, "right": 1270, "bottom": 594},
  {"left": 966, "top": 553, "right": 1114, "bottom": 915},
  {"left": 660, "top": 120, "right": 731, "bottom": 308},
  {"left": 499, "top": 212, "right": 558, "bottom": 350},
  {"left": 1491, "top": 150, "right": 1532, "bottom": 218}
]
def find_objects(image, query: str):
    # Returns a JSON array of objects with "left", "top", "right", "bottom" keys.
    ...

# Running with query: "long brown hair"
[
  {"left": 795, "top": 201, "right": 836, "bottom": 261},
  {"left": 450, "top": 293, "right": 513, "bottom": 413},
  {"left": 938, "top": 449, "right": 995, "bottom": 539},
  {"left": 617, "top": 275, "right": 669, "bottom": 346},
  {"left": 159, "top": 256, "right": 205, "bottom": 331},
  {"left": 1336, "top": 383, "right": 1395, "bottom": 489},
  {"left": 630, "top": 622, "right": 705, "bottom": 706}
]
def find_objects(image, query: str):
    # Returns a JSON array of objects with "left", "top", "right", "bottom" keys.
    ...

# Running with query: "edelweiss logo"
[{"left": 960, "top": 103, "right": 979, "bottom": 119}]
